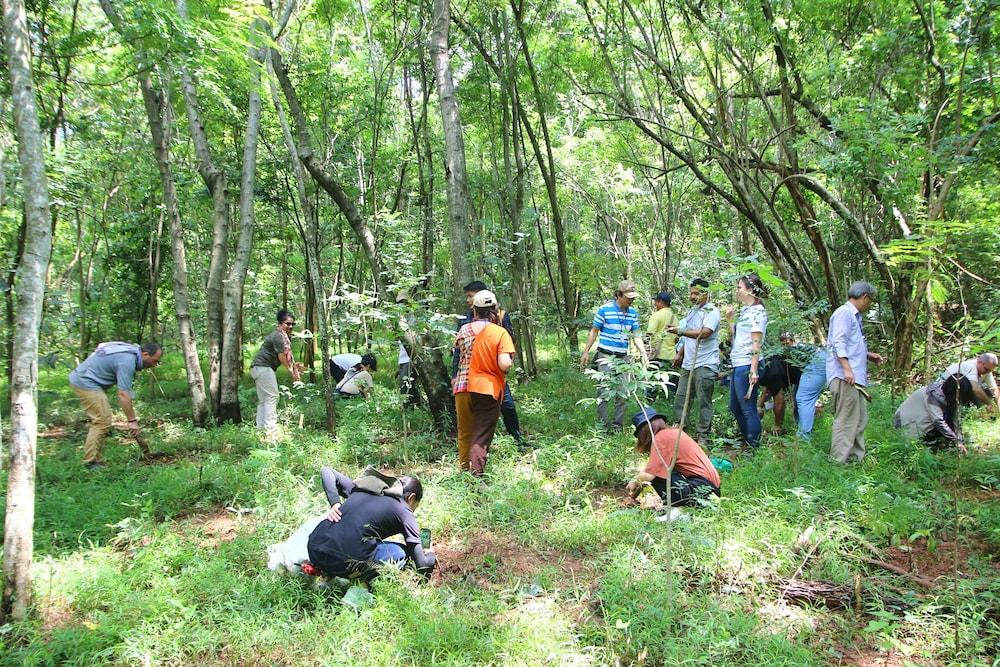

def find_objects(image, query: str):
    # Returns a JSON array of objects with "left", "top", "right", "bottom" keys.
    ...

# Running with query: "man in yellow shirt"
[{"left": 645, "top": 291, "right": 679, "bottom": 400}]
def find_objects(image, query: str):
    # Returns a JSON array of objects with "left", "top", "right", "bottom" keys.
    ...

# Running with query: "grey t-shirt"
[
  {"left": 69, "top": 346, "right": 141, "bottom": 397},
  {"left": 252, "top": 329, "right": 290, "bottom": 370}
]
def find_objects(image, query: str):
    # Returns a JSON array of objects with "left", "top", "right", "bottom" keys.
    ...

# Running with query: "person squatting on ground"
[
  {"left": 306, "top": 466, "right": 436, "bottom": 581},
  {"left": 68, "top": 341, "right": 162, "bottom": 467},
  {"left": 626, "top": 407, "right": 721, "bottom": 507},
  {"left": 727, "top": 273, "right": 768, "bottom": 450},
  {"left": 935, "top": 352, "right": 999, "bottom": 417},
  {"left": 669, "top": 278, "right": 721, "bottom": 445},
  {"left": 826, "top": 281, "right": 883, "bottom": 463},
  {"left": 453, "top": 290, "right": 516, "bottom": 475},
  {"left": 250, "top": 310, "right": 301, "bottom": 436},
  {"left": 579, "top": 279, "right": 649, "bottom": 431},
  {"left": 645, "top": 291, "right": 679, "bottom": 401},
  {"left": 756, "top": 332, "right": 801, "bottom": 435},
  {"left": 456, "top": 280, "right": 524, "bottom": 444},
  {"left": 329, "top": 352, "right": 376, "bottom": 398},
  {"left": 894, "top": 374, "right": 978, "bottom": 454}
]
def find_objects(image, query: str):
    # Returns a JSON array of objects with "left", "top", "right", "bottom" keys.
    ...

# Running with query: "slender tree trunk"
[
  {"left": 268, "top": 57, "right": 336, "bottom": 430},
  {"left": 176, "top": 0, "right": 229, "bottom": 417},
  {"left": 272, "top": 46, "right": 455, "bottom": 430},
  {"left": 148, "top": 211, "right": 163, "bottom": 341},
  {"left": 510, "top": 3, "right": 578, "bottom": 351},
  {"left": 430, "top": 0, "right": 473, "bottom": 299},
  {"left": 496, "top": 10, "right": 537, "bottom": 375},
  {"left": 218, "top": 18, "right": 266, "bottom": 423},
  {"left": 100, "top": 0, "right": 210, "bottom": 426},
  {"left": 2, "top": 0, "right": 55, "bottom": 621},
  {"left": 5, "top": 219, "right": 26, "bottom": 384}
]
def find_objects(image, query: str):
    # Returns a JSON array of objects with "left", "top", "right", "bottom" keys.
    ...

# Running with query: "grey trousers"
[
  {"left": 672, "top": 366, "right": 716, "bottom": 442},
  {"left": 829, "top": 378, "right": 868, "bottom": 463},
  {"left": 595, "top": 350, "right": 629, "bottom": 430},
  {"left": 251, "top": 366, "right": 280, "bottom": 435}
]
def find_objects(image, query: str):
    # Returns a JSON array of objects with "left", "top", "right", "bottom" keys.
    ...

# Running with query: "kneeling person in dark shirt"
[{"left": 307, "top": 466, "right": 436, "bottom": 580}]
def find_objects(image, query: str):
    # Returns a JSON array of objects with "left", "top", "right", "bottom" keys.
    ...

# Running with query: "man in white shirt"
[
  {"left": 669, "top": 278, "right": 721, "bottom": 445},
  {"left": 937, "top": 352, "right": 998, "bottom": 415}
]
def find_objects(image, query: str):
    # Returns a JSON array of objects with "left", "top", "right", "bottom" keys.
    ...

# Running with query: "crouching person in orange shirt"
[{"left": 626, "top": 407, "right": 721, "bottom": 508}]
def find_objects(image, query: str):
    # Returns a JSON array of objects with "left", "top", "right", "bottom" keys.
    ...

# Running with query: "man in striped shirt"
[{"left": 580, "top": 279, "right": 649, "bottom": 431}]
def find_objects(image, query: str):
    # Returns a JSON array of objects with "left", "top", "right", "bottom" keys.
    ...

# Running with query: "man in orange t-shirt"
[
  {"left": 626, "top": 407, "right": 721, "bottom": 506},
  {"left": 459, "top": 290, "right": 515, "bottom": 476}
]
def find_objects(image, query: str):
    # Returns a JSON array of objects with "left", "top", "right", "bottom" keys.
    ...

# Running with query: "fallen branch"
[{"left": 862, "top": 557, "right": 935, "bottom": 589}]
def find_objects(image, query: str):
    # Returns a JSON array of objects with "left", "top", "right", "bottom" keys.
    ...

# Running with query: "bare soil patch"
[
  {"left": 589, "top": 484, "right": 633, "bottom": 508},
  {"left": 837, "top": 646, "right": 912, "bottom": 667},
  {"left": 181, "top": 509, "right": 257, "bottom": 548},
  {"left": 432, "top": 529, "right": 588, "bottom": 587},
  {"left": 883, "top": 537, "right": 999, "bottom": 584}
]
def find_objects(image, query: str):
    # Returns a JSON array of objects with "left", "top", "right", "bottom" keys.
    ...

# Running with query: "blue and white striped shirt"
[{"left": 593, "top": 301, "right": 640, "bottom": 354}]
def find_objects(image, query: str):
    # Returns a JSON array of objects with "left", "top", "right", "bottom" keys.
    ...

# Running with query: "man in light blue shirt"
[
  {"left": 69, "top": 342, "right": 162, "bottom": 466},
  {"left": 826, "top": 281, "right": 884, "bottom": 463},
  {"left": 669, "top": 278, "right": 721, "bottom": 444},
  {"left": 580, "top": 279, "right": 649, "bottom": 431}
]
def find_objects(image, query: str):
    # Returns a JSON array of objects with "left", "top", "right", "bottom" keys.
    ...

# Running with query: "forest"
[{"left": 1, "top": 0, "right": 999, "bottom": 663}]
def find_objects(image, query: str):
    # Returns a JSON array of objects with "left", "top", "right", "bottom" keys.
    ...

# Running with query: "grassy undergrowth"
[{"left": 2, "top": 354, "right": 999, "bottom": 665}]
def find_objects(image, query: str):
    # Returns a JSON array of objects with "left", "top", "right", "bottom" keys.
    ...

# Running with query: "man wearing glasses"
[{"left": 250, "top": 309, "right": 302, "bottom": 436}]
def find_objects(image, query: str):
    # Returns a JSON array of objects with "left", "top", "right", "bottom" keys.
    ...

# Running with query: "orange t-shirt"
[
  {"left": 468, "top": 323, "right": 515, "bottom": 401},
  {"left": 644, "top": 428, "right": 721, "bottom": 489}
]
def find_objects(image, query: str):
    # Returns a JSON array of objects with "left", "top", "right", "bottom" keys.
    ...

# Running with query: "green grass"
[{"left": 2, "top": 353, "right": 999, "bottom": 665}]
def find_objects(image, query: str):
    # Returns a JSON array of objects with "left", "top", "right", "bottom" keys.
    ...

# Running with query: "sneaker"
[
  {"left": 84, "top": 461, "right": 104, "bottom": 470},
  {"left": 655, "top": 508, "right": 687, "bottom": 522}
]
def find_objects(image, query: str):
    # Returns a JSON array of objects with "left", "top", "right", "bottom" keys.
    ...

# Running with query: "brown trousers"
[
  {"left": 71, "top": 385, "right": 113, "bottom": 464},
  {"left": 468, "top": 392, "right": 501, "bottom": 476},
  {"left": 829, "top": 378, "right": 868, "bottom": 463},
  {"left": 456, "top": 392, "right": 474, "bottom": 471}
]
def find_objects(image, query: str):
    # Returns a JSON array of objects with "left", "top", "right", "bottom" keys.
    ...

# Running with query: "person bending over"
[
  {"left": 307, "top": 466, "right": 436, "bottom": 580},
  {"left": 626, "top": 407, "right": 721, "bottom": 507},
  {"left": 333, "top": 353, "right": 376, "bottom": 398},
  {"left": 894, "top": 374, "right": 978, "bottom": 454}
]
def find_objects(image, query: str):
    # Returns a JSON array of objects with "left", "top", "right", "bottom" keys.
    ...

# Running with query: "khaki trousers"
[
  {"left": 71, "top": 385, "right": 113, "bottom": 464},
  {"left": 829, "top": 378, "right": 868, "bottom": 463},
  {"left": 251, "top": 366, "right": 280, "bottom": 435},
  {"left": 455, "top": 392, "right": 474, "bottom": 471}
]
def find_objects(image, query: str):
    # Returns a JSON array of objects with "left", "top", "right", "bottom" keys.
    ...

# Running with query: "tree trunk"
[
  {"left": 509, "top": 3, "right": 578, "bottom": 351},
  {"left": 2, "top": 0, "right": 55, "bottom": 621},
  {"left": 100, "top": 0, "right": 210, "bottom": 427},
  {"left": 176, "top": 0, "right": 229, "bottom": 417},
  {"left": 430, "top": 0, "right": 473, "bottom": 299},
  {"left": 4, "top": 219, "right": 26, "bottom": 385},
  {"left": 495, "top": 10, "right": 537, "bottom": 375},
  {"left": 268, "top": 56, "right": 336, "bottom": 429},
  {"left": 272, "top": 46, "right": 455, "bottom": 430},
  {"left": 218, "top": 19, "right": 266, "bottom": 424}
]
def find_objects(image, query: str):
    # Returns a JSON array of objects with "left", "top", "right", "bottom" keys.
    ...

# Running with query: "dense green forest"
[{"left": 2, "top": 0, "right": 999, "bottom": 663}]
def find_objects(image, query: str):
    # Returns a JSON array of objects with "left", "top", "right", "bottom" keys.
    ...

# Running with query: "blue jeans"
[
  {"left": 795, "top": 356, "right": 827, "bottom": 439},
  {"left": 373, "top": 541, "right": 406, "bottom": 568},
  {"left": 729, "top": 365, "right": 761, "bottom": 448}
]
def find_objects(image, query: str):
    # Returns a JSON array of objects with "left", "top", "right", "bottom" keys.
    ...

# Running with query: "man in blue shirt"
[
  {"left": 669, "top": 278, "right": 722, "bottom": 445},
  {"left": 580, "top": 279, "right": 649, "bottom": 431},
  {"left": 826, "top": 281, "right": 884, "bottom": 463},
  {"left": 68, "top": 342, "right": 163, "bottom": 467}
]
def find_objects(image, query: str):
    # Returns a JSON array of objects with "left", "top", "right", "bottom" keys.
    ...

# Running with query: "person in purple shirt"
[{"left": 826, "top": 281, "right": 884, "bottom": 463}]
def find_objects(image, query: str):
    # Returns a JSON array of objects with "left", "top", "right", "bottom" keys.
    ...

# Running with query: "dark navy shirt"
[{"left": 307, "top": 492, "right": 420, "bottom": 577}]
